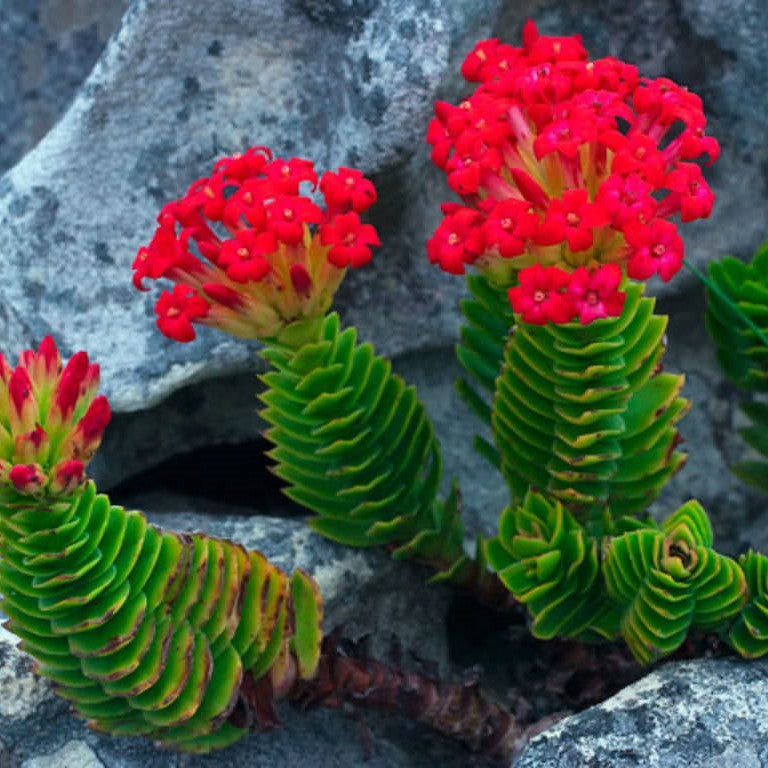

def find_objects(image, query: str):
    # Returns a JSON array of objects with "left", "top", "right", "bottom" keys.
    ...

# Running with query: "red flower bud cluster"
[
  {"left": 133, "top": 147, "right": 379, "bottom": 342},
  {"left": 0, "top": 336, "right": 111, "bottom": 499},
  {"left": 427, "top": 21, "right": 718, "bottom": 323}
]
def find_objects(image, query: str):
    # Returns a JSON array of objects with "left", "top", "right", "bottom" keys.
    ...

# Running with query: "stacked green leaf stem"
[
  {"left": 0, "top": 482, "right": 322, "bottom": 752},
  {"left": 706, "top": 241, "right": 768, "bottom": 492},
  {"left": 486, "top": 489, "right": 768, "bottom": 662},
  {"left": 455, "top": 271, "right": 768, "bottom": 662},
  {"left": 258, "top": 313, "right": 498, "bottom": 596}
]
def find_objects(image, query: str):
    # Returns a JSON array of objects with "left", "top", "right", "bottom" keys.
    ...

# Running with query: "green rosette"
[
  {"left": 603, "top": 500, "right": 746, "bottom": 664},
  {"left": 259, "top": 312, "right": 477, "bottom": 581},
  {"left": 0, "top": 482, "right": 323, "bottom": 752},
  {"left": 486, "top": 491, "right": 618, "bottom": 641},
  {"left": 492, "top": 282, "right": 689, "bottom": 516},
  {"left": 727, "top": 551, "right": 768, "bottom": 658}
]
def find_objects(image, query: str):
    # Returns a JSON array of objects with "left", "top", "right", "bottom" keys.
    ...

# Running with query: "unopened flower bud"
[
  {"left": 0, "top": 337, "right": 110, "bottom": 500},
  {"left": 49, "top": 459, "right": 86, "bottom": 496},
  {"left": 8, "top": 464, "right": 46, "bottom": 495},
  {"left": 13, "top": 425, "right": 50, "bottom": 464}
]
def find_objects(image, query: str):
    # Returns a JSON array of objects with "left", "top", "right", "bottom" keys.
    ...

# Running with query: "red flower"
[
  {"left": 320, "top": 212, "right": 381, "bottom": 268},
  {"left": 508, "top": 168, "right": 551, "bottom": 210},
  {"left": 426, "top": 23, "right": 717, "bottom": 287},
  {"left": 290, "top": 264, "right": 313, "bottom": 296},
  {"left": 605, "top": 133, "right": 666, "bottom": 186},
  {"left": 522, "top": 20, "right": 587, "bottom": 64},
  {"left": 427, "top": 208, "right": 485, "bottom": 275},
  {"left": 8, "top": 464, "right": 46, "bottom": 495},
  {"left": 537, "top": 190, "right": 611, "bottom": 253},
  {"left": 320, "top": 168, "right": 377, "bottom": 213},
  {"left": 266, "top": 195, "right": 323, "bottom": 245},
  {"left": 132, "top": 223, "right": 180, "bottom": 290},
  {"left": 8, "top": 367, "right": 37, "bottom": 434},
  {"left": 49, "top": 459, "right": 86, "bottom": 496},
  {"left": 263, "top": 157, "right": 318, "bottom": 195},
  {"left": 481, "top": 199, "right": 538, "bottom": 258},
  {"left": 155, "top": 285, "right": 210, "bottom": 343},
  {"left": 222, "top": 179, "right": 271, "bottom": 229},
  {"left": 445, "top": 134, "right": 501, "bottom": 196},
  {"left": 568, "top": 264, "right": 626, "bottom": 324},
  {"left": 624, "top": 218, "right": 684, "bottom": 282},
  {"left": 533, "top": 114, "right": 597, "bottom": 160},
  {"left": 663, "top": 163, "right": 715, "bottom": 222},
  {"left": 597, "top": 173, "right": 657, "bottom": 228},
  {"left": 201, "top": 282, "right": 246, "bottom": 310},
  {"left": 135, "top": 147, "right": 380, "bottom": 341},
  {"left": 461, "top": 38, "right": 520, "bottom": 83},
  {"left": 218, "top": 230, "right": 274, "bottom": 283},
  {"left": 50, "top": 351, "right": 93, "bottom": 425},
  {"left": 213, "top": 146, "right": 272, "bottom": 181},
  {"left": 508, "top": 264, "right": 575, "bottom": 325},
  {"left": 177, "top": 173, "right": 231, "bottom": 223},
  {"left": 68, "top": 395, "right": 112, "bottom": 461}
]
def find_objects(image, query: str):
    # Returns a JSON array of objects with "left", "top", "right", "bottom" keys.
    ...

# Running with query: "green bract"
[
  {"left": 455, "top": 273, "right": 514, "bottom": 469},
  {"left": 706, "top": 243, "right": 768, "bottom": 390},
  {"left": 0, "top": 482, "right": 322, "bottom": 752},
  {"left": 491, "top": 283, "right": 689, "bottom": 515}
]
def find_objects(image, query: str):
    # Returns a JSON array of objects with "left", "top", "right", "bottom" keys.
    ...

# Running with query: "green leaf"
[{"left": 492, "top": 282, "right": 687, "bottom": 515}]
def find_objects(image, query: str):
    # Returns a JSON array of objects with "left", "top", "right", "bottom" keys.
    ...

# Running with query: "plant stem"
[
  {"left": 289, "top": 633, "right": 529, "bottom": 762},
  {"left": 231, "top": 632, "right": 532, "bottom": 763}
]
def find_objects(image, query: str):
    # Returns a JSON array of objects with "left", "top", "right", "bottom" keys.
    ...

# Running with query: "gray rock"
[
  {"left": 0, "top": 0, "right": 129, "bottom": 174},
  {"left": 515, "top": 659, "right": 768, "bottom": 768},
  {"left": 0, "top": 0, "right": 479, "bottom": 414},
  {"left": 22, "top": 740, "right": 104, "bottom": 768}
]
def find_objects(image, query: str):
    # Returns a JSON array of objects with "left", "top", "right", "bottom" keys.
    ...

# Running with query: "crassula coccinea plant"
[
  {"left": 5, "top": 17, "right": 768, "bottom": 765},
  {"left": 132, "top": 146, "right": 498, "bottom": 599},
  {"left": 0, "top": 337, "right": 324, "bottom": 752},
  {"left": 0, "top": 337, "right": 524, "bottom": 759},
  {"left": 125, "top": 23, "right": 768, "bottom": 669},
  {"left": 705, "top": 239, "right": 768, "bottom": 492},
  {"left": 425, "top": 22, "right": 766, "bottom": 660}
]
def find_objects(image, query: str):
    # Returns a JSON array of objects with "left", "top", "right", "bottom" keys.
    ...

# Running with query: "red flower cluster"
[
  {"left": 133, "top": 147, "right": 379, "bottom": 342},
  {"left": 0, "top": 336, "right": 111, "bottom": 498},
  {"left": 427, "top": 21, "right": 718, "bottom": 323},
  {"left": 508, "top": 263, "right": 625, "bottom": 325}
]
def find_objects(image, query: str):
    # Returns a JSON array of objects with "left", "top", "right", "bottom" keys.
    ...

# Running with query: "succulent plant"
[
  {"left": 603, "top": 501, "right": 746, "bottom": 663},
  {"left": 706, "top": 242, "right": 768, "bottom": 492},
  {"left": 0, "top": 338, "right": 323, "bottom": 752},
  {"left": 493, "top": 283, "right": 688, "bottom": 516},
  {"left": 486, "top": 491, "right": 619, "bottom": 641}
]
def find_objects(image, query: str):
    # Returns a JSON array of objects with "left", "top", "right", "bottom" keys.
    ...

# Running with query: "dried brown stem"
[
  {"left": 228, "top": 631, "right": 530, "bottom": 761},
  {"left": 288, "top": 632, "right": 528, "bottom": 762}
]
